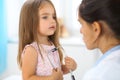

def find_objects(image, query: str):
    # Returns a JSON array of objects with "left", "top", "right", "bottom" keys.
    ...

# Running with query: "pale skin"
[
  {"left": 78, "top": 16, "right": 120, "bottom": 54},
  {"left": 22, "top": 3, "right": 77, "bottom": 80}
]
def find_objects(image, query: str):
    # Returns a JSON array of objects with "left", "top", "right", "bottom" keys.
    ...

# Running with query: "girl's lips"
[
  {"left": 49, "top": 26, "right": 56, "bottom": 29},
  {"left": 50, "top": 26, "right": 54, "bottom": 28}
]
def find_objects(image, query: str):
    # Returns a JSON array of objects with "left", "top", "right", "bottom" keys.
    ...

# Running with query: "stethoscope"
[
  {"left": 38, "top": 44, "right": 76, "bottom": 80},
  {"left": 49, "top": 46, "right": 76, "bottom": 80}
]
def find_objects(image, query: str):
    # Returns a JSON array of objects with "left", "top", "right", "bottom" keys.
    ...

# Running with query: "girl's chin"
[{"left": 48, "top": 32, "right": 55, "bottom": 36}]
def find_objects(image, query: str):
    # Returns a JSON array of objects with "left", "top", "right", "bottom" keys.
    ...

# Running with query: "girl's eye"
[
  {"left": 42, "top": 16, "right": 48, "bottom": 19},
  {"left": 53, "top": 16, "right": 56, "bottom": 19}
]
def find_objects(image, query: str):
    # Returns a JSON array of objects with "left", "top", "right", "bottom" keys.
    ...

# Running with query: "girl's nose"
[{"left": 51, "top": 18, "right": 56, "bottom": 23}]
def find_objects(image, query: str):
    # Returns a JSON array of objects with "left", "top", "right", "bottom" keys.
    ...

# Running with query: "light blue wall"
[{"left": 0, "top": 0, "right": 7, "bottom": 75}]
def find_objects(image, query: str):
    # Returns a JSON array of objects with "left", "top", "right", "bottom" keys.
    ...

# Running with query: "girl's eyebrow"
[
  {"left": 40, "top": 13, "right": 49, "bottom": 15},
  {"left": 40, "top": 11, "right": 55, "bottom": 15},
  {"left": 40, "top": 12, "right": 55, "bottom": 15}
]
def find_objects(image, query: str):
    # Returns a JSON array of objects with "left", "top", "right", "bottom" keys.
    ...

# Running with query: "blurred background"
[{"left": 0, "top": 0, "right": 101, "bottom": 80}]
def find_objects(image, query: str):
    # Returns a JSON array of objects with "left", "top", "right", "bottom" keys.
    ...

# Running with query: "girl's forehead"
[
  {"left": 39, "top": 1, "right": 53, "bottom": 9},
  {"left": 39, "top": 4, "right": 55, "bottom": 14}
]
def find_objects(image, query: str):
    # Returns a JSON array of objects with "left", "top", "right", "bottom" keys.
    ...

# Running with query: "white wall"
[
  {"left": 5, "top": 0, "right": 25, "bottom": 41},
  {"left": 0, "top": 43, "right": 21, "bottom": 79}
]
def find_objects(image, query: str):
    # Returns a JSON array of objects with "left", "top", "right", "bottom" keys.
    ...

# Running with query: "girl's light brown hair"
[{"left": 17, "top": 0, "right": 63, "bottom": 68}]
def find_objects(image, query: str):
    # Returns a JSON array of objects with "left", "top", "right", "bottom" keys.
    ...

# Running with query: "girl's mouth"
[{"left": 49, "top": 26, "right": 56, "bottom": 29}]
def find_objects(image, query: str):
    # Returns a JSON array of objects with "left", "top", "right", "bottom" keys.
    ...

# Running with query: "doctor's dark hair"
[{"left": 79, "top": 0, "right": 120, "bottom": 39}]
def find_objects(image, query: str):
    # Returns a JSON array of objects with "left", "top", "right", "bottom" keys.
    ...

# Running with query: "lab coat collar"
[{"left": 95, "top": 45, "right": 120, "bottom": 66}]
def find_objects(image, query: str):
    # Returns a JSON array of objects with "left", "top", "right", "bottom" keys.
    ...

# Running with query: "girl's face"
[
  {"left": 38, "top": 3, "right": 56, "bottom": 37},
  {"left": 78, "top": 17, "right": 97, "bottom": 49}
]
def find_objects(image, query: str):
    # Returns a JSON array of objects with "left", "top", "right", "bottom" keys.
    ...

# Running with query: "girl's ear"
[{"left": 91, "top": 21, "right": 102, "bottom": 41}]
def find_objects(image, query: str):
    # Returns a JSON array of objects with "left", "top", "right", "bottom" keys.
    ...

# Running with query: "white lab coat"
[{"left": 82, "top": 46, "right": 120, "bottom": 80}]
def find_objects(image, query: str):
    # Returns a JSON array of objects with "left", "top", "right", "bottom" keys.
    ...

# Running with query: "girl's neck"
[{"left": 38, "top": 36, "right": 52, "bottom": 45}]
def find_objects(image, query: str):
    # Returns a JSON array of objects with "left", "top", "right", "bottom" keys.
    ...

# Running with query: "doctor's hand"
[
  {"left": 64, "top": 56, "right": 77, "bottom": 71},
  {"left": 51, "top": 68, "right": 63, "bottom": 80}
]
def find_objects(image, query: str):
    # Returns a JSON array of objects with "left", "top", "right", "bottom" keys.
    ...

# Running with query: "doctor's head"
[{"left": 78, "top": 0, "right": 120, "bottom": 52}]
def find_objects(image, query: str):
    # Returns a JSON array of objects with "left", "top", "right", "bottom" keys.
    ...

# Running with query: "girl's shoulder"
[{"left": 22, "top": 42, "right": 39, "bottom": 56}]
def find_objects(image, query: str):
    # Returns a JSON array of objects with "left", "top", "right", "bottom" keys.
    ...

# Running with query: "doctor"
[{"left": 78, "top": 0, "right": 120, "bottom": 80}]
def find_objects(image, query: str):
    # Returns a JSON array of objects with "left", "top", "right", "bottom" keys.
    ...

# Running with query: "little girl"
[{"left": 17, "top": 0, "right": 77, "bottom": 80}]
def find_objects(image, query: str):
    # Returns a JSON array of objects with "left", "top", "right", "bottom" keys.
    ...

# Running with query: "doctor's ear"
[{"left": 91, "top": 21, "right": 102, "bottom": 38}]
